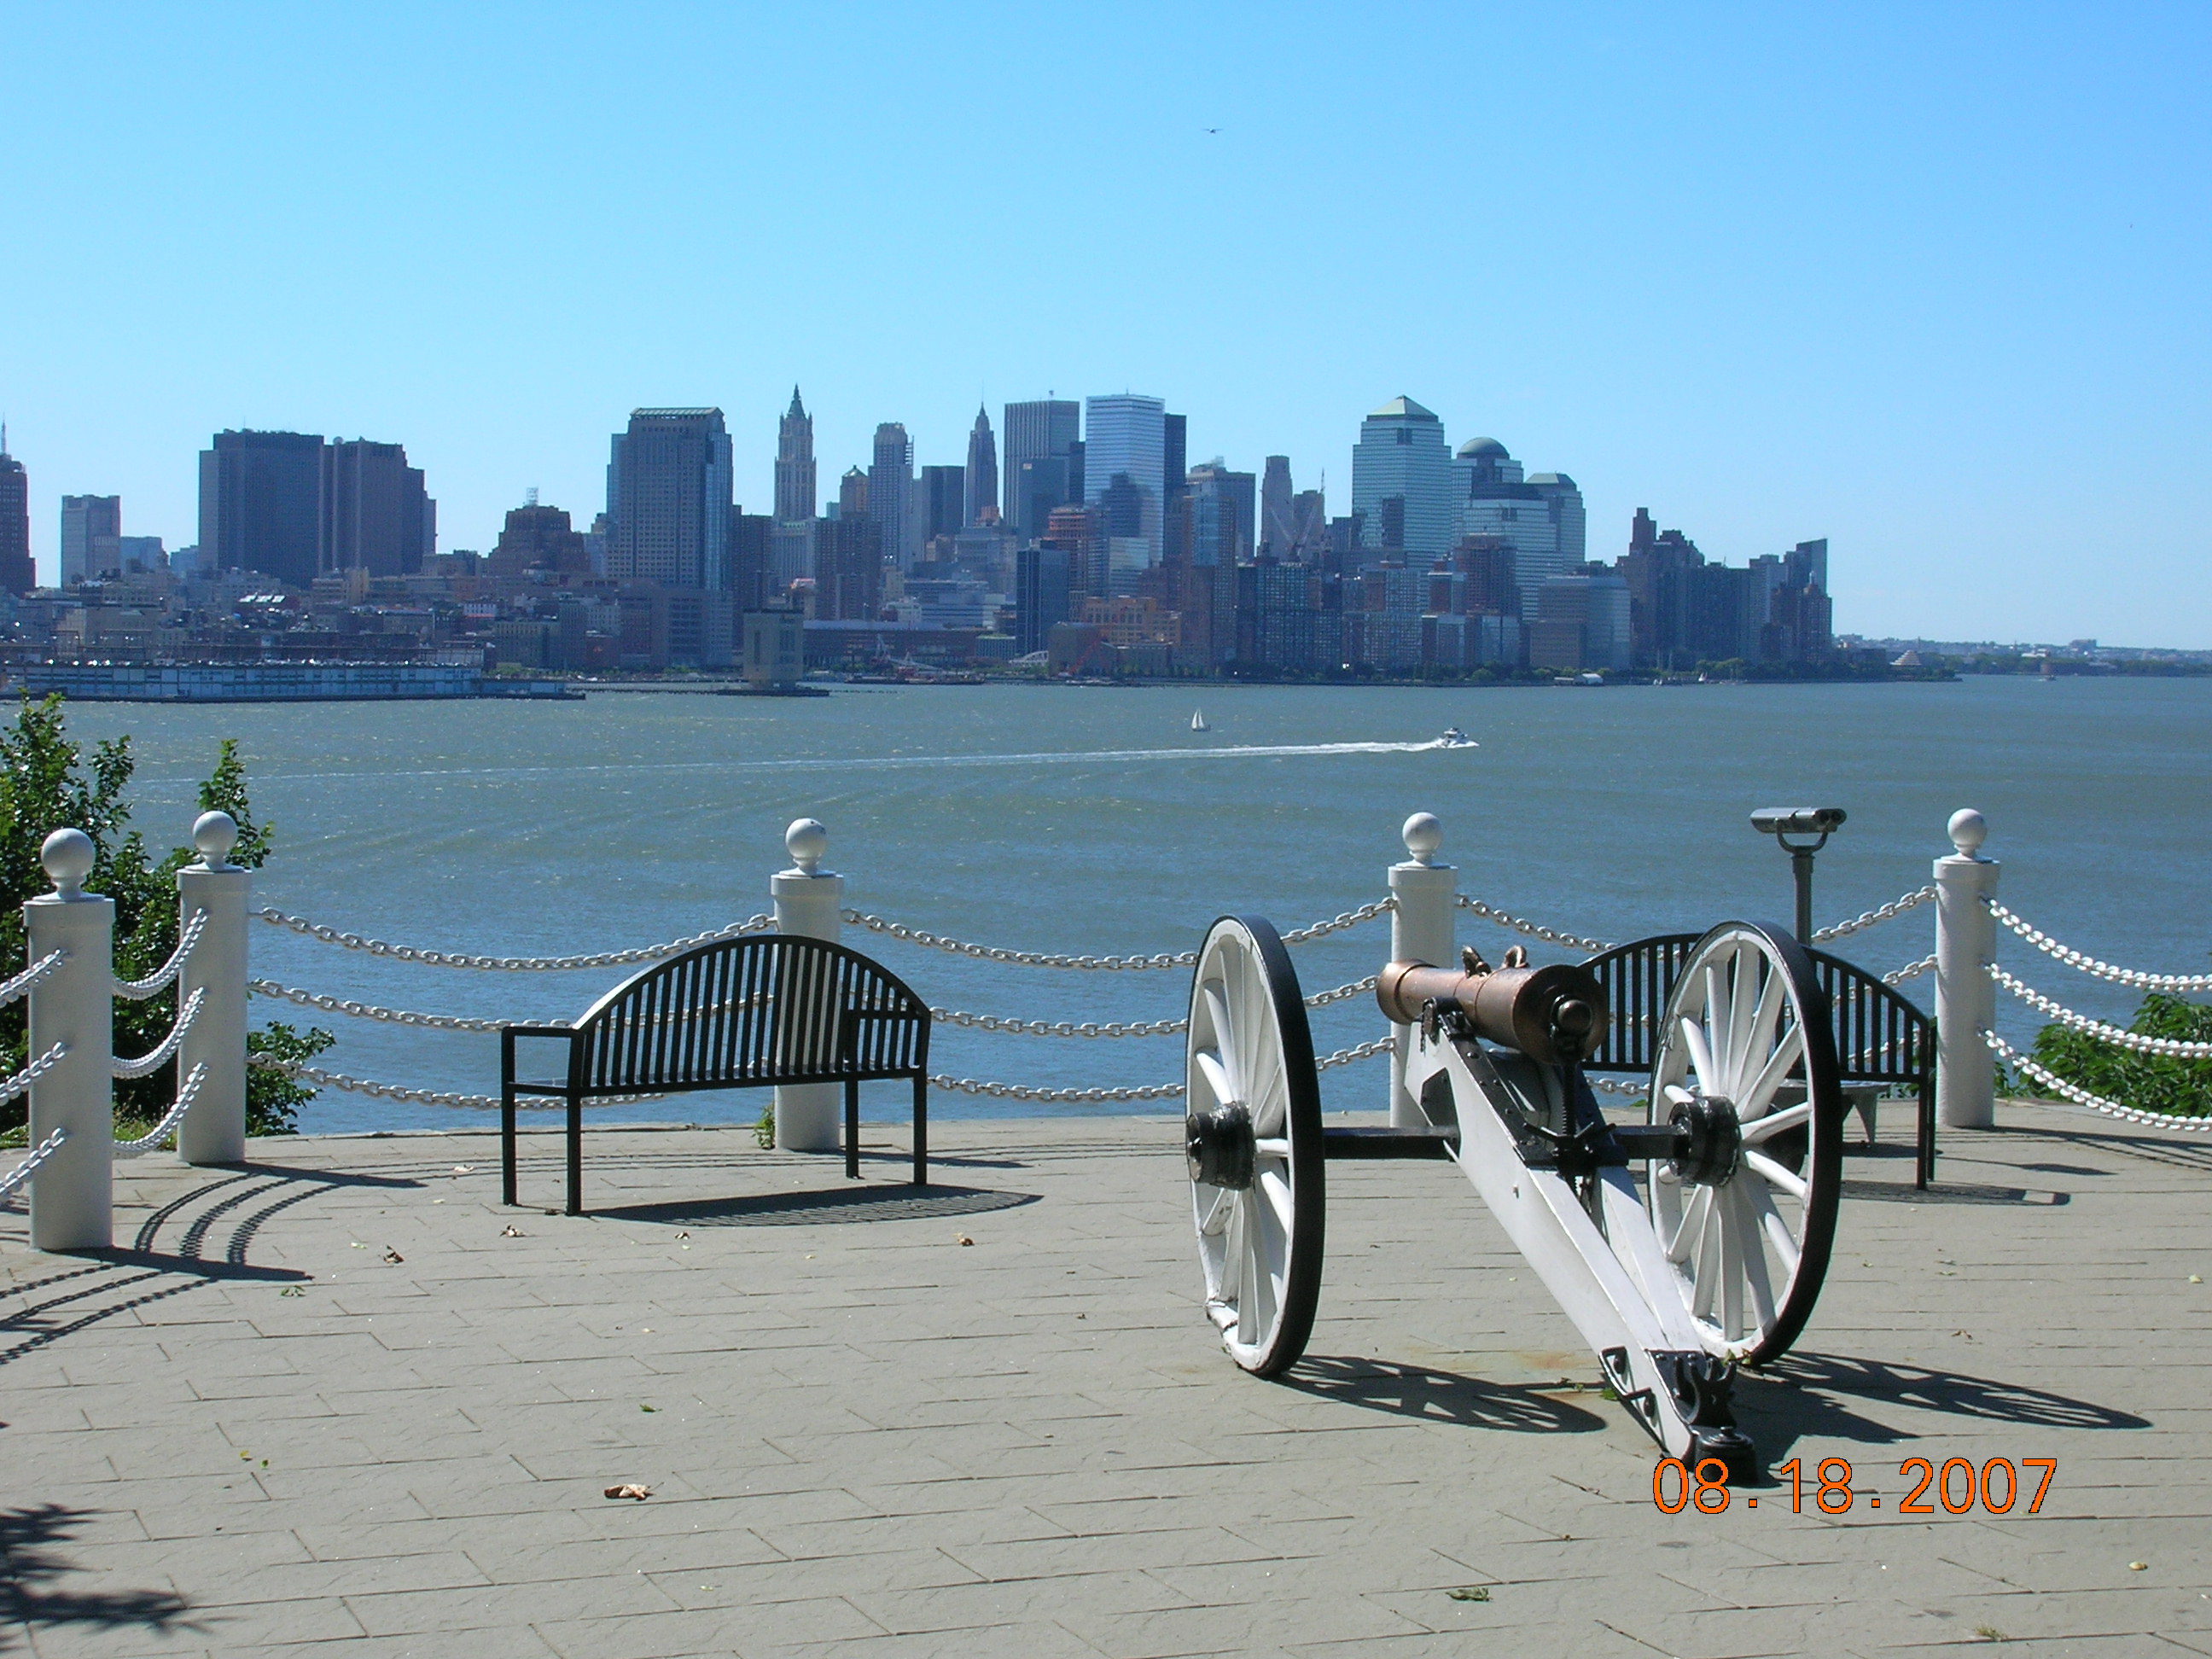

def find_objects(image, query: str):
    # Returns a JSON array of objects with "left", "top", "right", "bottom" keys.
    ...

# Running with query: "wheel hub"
[
  {"left": 1186, "top": 1101, "right": 1256, "bottom": 1190},
  {"left": 1667, "top": 1095, "right": 1743, "bottom": 1186}
]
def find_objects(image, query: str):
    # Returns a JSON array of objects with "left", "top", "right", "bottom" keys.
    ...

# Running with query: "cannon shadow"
[
  {"left": 1279, "top": 1355, "right": 1610, "bottom": 1435},
  {"left": 1734, "top": 1351, "right": 2149, "bottom": 1464}
]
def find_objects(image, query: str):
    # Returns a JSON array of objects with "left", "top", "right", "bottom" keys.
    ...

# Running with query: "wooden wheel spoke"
[
  {"left": 1744, "top": 1179, "right": 1802, "bottom": 1278},
  {"left": 1194, "top": 1049, "right": 1235, "bottom": 1110},
  {"left": 1667, "top": 1184, "right": 1714, "bottom": 1264},
  {"left": 1739, "top": 1099, "right": 1812, "bottom": 1146},
  {"left": 1691, "top": 1202, "right": 1724, "bottom": 1319},
  {"left": 1738, "top": 1025, "right": 1806, "bottom": 1120},
  {"left": 1743, "top": 1149, "right": 1809, "bottom": 1202},
  {"left": 1723, "top": 946, "right": 1760, "bottom": 1094},
  {"left": 1196, "top": 1184, "right": 1236, "bottom": 1237},
  {"left": 1729, "top": 1186, "right": 1777, "bottom": 1335},
  {"left": 1680, "top": 1017, "right": 1720, "bottom": 1097},
  {"left": 1737, "top": 967, "right": 1786, "bottom": 1099}
]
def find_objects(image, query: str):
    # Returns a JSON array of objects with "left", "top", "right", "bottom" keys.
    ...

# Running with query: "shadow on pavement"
[
  {"left": 1281, "top": 1355, "right": 1610, "bottom": 1434},
  {"left": 0, "top": 1505, "right": 199, "bottom": 1653},
  {"left": 1736, "top": 1351, "right": 2150, "bottom": 1464},
  {"left": 593, "top": 1185, "right": 1042, "bottom": 1227}
]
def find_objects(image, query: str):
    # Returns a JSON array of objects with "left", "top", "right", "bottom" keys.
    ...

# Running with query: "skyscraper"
[
  {"left": 869, "top": 422, "right": 915, "bottom": 569},
  {"left": 919, "top": 465, "right": 966, "bottom": 545},
  {"left": 775, "top": 387, "right": 816, "bottom": 522},
  {"left": 605, "top": 408, "right": 734, "bottom": 587},
  {"left": 0, "top": 434, "right": 29, "bottom": 594},
  {"left": 962, "top": 407, "right": 998, "bottom": 527},
  {"left": 1453, "top": 438, "right": 1583, "bottom": 614},
  {"left": 321, "top": 440, "right": 428, "bottom": 576},
  {"left": 1183, "top": 461, "right": 1256, "bottom": 567},
  {"left": 1083, "top": 393, "right": 1167, "bottom": 562},
  {"left": 199, "top": 429, "right": 324, "bottom": 586},
  {"left": 1350, "top": 397, "right": 1453, "bottom": 560},
  {"left": 60, "top": 495, "right": 122, "bottom": 585},
  {"left": 1161, "top": 413, "right": 1188, "bottom": 561},
  {"left": 1260, "top": 456, "right": 1295, "bottom": 556},
  {"left": 1002, "top": 399, "right": 1080, "bottom": 541}
]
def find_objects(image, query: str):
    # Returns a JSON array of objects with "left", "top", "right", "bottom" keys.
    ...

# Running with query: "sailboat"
[{"left": 1190, "top": 709, "right": 1210, "bottom": 732}]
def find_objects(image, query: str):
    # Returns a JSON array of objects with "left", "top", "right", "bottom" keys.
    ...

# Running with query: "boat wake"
[{"left": 255, "top": 736, "right": 1476, "bottom": 785}]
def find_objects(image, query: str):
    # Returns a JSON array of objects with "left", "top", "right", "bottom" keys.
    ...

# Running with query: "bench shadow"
[
  {"left": 1840, "top": 1179, "right": 2070, "bottom": 1207},
  {"left": 591, "top": 1185, "right": 1041, "bottom": 1227},
  {"left": 0, "top": 1504, "right": 200, "bottom": 1653},
  {"left": 1280, "top": 1355, "right": 1609, "bottom": 1435},
  {"left": 1736, "top": 1351, "right": 2150, "bottom": 1464}
]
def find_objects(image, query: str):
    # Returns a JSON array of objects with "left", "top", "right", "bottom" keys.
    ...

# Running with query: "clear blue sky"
[{"left": 4, "top": 3, "right": 2208, "bottom": 644}]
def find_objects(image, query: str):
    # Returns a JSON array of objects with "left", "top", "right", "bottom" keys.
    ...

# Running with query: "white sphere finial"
[
  {"left": 193, "top": 810, "right": 239, "bottom": 870},
  {"left": 1401, "top": 812, "right": 1443, "bottom": 866},
  {"left": 1947, "top": 808, "right": 1988, "bottom": 859},
  {"left": 40, "top": 828, "right": 95, "bottom": 899},
  {"left": 784, "top": 817, "right": 829, "bottom": 876}
]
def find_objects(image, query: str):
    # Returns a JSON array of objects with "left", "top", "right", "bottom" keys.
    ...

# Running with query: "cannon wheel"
[
  {"left": 1185, "top": 916, "right": 1324, "bottom": 1377},
  {"left": 1644, "top": 922, "right": 1843, "bottom": 1367}
]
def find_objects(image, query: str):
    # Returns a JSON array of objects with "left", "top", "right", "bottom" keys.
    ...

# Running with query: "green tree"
[
  {"left": 2024, "top": 991, "right": 2212, "bottom": 1120},
  {"left": 0, "top": 696, "right": 321, "bottom": 1140}
]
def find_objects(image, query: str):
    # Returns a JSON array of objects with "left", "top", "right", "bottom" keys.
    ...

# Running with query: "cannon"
[{"left": 1183, "top": 906, "right": 1844, "bottom": 1480}]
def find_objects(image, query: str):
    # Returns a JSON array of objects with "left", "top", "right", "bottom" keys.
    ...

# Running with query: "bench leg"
[
  {"left": 502, "top": 1087, "right": 517, "bottom": 1208},
  {"left": 567, "top": 1094, "right": 583, "bottom": 1217},
  {"left": 1915, "top": 1073, "right": 1936, "bottom": 1191},
  {"left": 912, "top": 1074, "right": 928, "bottom": 1188},
  {"left": 845, "top": 1079, "right": 860, "bottom": 1180}
]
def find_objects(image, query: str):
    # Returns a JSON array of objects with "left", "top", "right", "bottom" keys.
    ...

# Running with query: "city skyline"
[{"left": 3, "top": 9, "right": 2208, "bottom": 643}]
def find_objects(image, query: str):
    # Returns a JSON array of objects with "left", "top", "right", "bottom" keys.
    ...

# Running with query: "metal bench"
[{"left": 499, "top": 934, "right": 932, "bottom": 1214}]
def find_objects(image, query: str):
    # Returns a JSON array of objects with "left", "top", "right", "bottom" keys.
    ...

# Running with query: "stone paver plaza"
[{"left": 2, "top": 1103, "right": 2208, "bottom": 1657}]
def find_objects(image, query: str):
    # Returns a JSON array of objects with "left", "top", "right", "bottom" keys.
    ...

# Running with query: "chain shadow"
[
  {"left": 591, "top": 1185, "right": 1040, "bottom": 1227},
  {"left": 0, "top": 1505, "right": 201, "bottom": 1652},
  {"left": 1736, "top": 1351, "right": 2150, "bottom": 1465},
  {"left": 1279, "top": 1355, "right": 1609, "bottom": 1434}
]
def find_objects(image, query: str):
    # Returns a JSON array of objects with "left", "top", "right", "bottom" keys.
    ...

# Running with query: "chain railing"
[
  {"left": 1455, "top": 896, "right": 1614, "bottom": 954},
  {"left": 1984, "top": 1029, "right": 2210, "bottom": 1133},
  {"left": 0, "top": 949, "right": 67, "bottom": 1009},
  {"left": 116, "top": 909, "right": 207, "bottom": 1001},
  {"left": 1883, "top": 954, "right": 1938, "bottom": 986},
  {"left": 0, "top": 1126, "right": 70, "bottom": 1202},
  {"left": 928, "top": 975, "right": 1379, "bottom": 1040},
  {"left": 253, "top": 909, "right": 777, "bottom": 971},
  {"left": 1988, "top": 963, "right": 2212, "bottom": 1059},
  {"left": 925, "top": 1033, "right": 1397, "bottom": 1104},
  {"left": 246, "top": 1052, "right": 667, "bottom": 1112},
  {"left": 1985, "top": 899, "right": 2212, "bottom": 993},
  {"left": 843, "top": 898, "right": 1394, "bottom": 971},
  {"left": 250, "top": 981, "right": 515, "bottom": 1033},
  {"left": 115, "top": 1062, "right": 209, "bottom": 1157},
  {"left": 112, "top": 987, "right": 206, "bottom": 1079},
  {"left": 1810, "top": 885, "right": 1939, "bottom": 944},
  {"left": 0, "top": 1042, "right": 70, "bottom": 1105}
]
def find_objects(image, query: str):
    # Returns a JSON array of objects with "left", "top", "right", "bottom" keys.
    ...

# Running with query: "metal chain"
[
  {"left": 116, "top": 910, "right": 207, "bottom": 1001},
  {"left": 0, "top": 949, "right": 67, "bottom": 1009},
  {"left": 1985, "top": 900, "right": 2212, "bottom": 992},
  {"left": 245, "top": 1053, "right": 667, "bottom": 1112},
  {"left": 253, "top": 909, "right": 777, "bottom": 971},
  {"left": 1988, "top": 963, "right": 2212, "bottom": 1059},
  {"left": 1809, "top": 884, "right": 1939, "bottom": 944},
  {"left": 113, "top": 987, "right": 205, "bottom": 1079},
  {"left": 928, "top": 976, "right": 1379, "bottom": 1039},
  {"left": 1589, "top": 1074, "right": 1646, "bottom": 1097},
  {"left": 1883, "top": 954, "right": 1938, "bottom": 986},
  {"left": 250, "top": 981, "right": 518, "bottom": 1033},
  {"left": 1984, "top": 1028, "right": 2211, "bottom": 1132},
  {"left": 1455, "top": 896, "right": 1614, "bottom": 954},
  {"left": 0, "top": 1125, "right": 69, "bottom": 1201},
  {"left": 115, "top": 1062, "right": 208, "bottom": 1157},
  {"left": 925, "top": 1033, "right": 1398, "bottom": 1103},
  {"left": 0, "top": 1042, "right": 70, "bottom": 1105},
  {"left": 845, "top": 899, "right": 1393, "bottom": 971}
]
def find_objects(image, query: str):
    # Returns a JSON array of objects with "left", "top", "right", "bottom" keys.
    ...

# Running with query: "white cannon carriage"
[{"left": 1181, "top": 894, "right": 1848, "bottom": 1481}]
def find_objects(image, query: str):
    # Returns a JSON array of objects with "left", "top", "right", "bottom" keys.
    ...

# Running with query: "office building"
[
  {"left": 775, "top": 387, "right": 816, "bottom": 521},
  {"left": 1083, "top": 393, "right": 1167, "bottom": 562},
  {"left": 488, "top": 501, "right": 591, "bottom": 579},
  {"left": 199, "top": 429, "right": 324, "bottom": 585},
  {"left": 1530, "top": 567, "right": 1633, "bottom": 671},
  {"left": 605, "top": 408, "right": 733, "bottom": 588},
  {"left": 1014, "top": 544, "right": 1072, "bottom": 654},
  {"left": 1260, "top": 456, "right": 1295, "bottom": 556},
  {"left": 1351, "top": 397, "right": 1454, "bottom": 559},
  {"left": 963, "top": 407, "right": 998, "bottom": 527},
  {"left": 322, "top": 440, "right": 429, "bottom": 576},
  {"left": 919, "top": 465, "right": 966, "bottom": 545},
  {"left": 1453, "top": 439, "right": 1584, "bottom": 615},
  {"left": 1003, "top": 399, "right": 1080, "bottom": 541},
  {"left": 1161, "top": 413, "right": 1188, "bottom": 561},
  {"left": 1182, "top": 460, "right": 1256, "bottom": 567},
  {"left": 1531, "top": 474, "right": 1586, "bottom": 566},
  {"left": 119, "top": 536, "right": 165, "bottom": 572},
  {"left": 729, "top": 513, "right": 772, "bottom": 611},
  {"left": 61, "top": 495, "right": 122, "bottom": 585},
  {"left": 837, "top": 466, "right": 868, "bottom": 520},
  {"left": 0, "top": 435, "right": 30, "bottom": 593},
  {"left": 814, "top": 515, "right": 882, "bottom": 621},
  {"left": 870, "top": 422, "right": 916, "bottom": 568}
]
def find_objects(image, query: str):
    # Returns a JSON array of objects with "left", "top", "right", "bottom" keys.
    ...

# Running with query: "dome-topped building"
[
  {"left": 1456, "top": 436, "right": 1510, "bottom": 461},
  {"left": 1452, "top": 437, "right": 1584, "bottom": 617}
]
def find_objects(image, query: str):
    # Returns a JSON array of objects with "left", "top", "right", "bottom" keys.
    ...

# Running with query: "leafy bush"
[
  {"left": 246, "top": 1021, "right": 336, "bottom": 1137},
  {"left": 0, "top": 695, "right": 309, "bottom": 1137},
  {"left": 2025, "top": 992, "right": 2212, "bottom": 1119}
]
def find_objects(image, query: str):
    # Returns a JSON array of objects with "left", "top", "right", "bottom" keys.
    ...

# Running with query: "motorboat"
[{"left": 1435, "top": 726, "right": 1477, "bottom": 748}]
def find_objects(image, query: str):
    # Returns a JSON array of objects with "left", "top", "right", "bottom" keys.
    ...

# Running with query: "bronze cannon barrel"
[{"left": 1376, "top": 958, "right": 1608, "bottom": 1065}]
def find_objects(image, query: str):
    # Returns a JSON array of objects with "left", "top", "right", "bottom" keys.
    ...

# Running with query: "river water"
[{"left": 60, "top": 676, "right": 2212, "bottom": 1134}]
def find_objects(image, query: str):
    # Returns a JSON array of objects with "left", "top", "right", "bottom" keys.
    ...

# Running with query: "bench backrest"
[{"left": 568, "top": 934, "right": 929, "bottom": 1094}]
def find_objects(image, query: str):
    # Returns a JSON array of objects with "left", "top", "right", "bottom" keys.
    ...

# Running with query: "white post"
[
  {"left": 1935, "top": 807, "right": 2000, "bottom": 1130},
  {"left": 178, "top": 812, "right": 248, "bottom": 1165},
  {"left": 1386, "top": 812, "right": 1457, "bottom": 1129},
  {"left": 26, "top": 829, "right": 114, "bottom": 1252},
  {"left": 771, "top": 817, "right": 844, "bottom": 1151}
]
